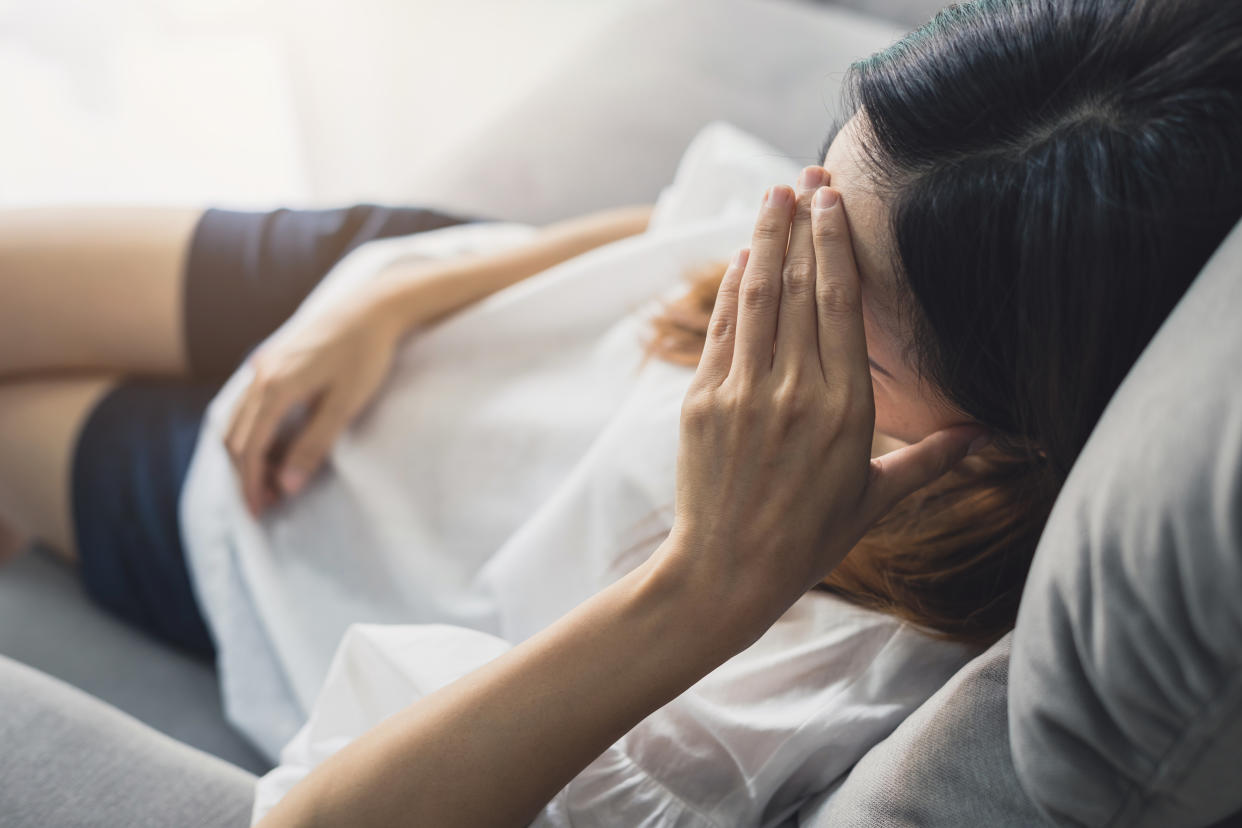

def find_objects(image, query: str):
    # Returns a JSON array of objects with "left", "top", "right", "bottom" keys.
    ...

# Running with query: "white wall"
[{"left": 0, "top": 0, "right": 634, "bottom": 208}]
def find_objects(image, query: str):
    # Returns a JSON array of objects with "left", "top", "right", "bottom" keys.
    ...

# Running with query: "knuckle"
[
  {"left": 255, "top": 374, "right": 281, "bottom": 400},
  {"left": 752, "top": 219, "right": 785, "bottom": 244},
  {"left": 251, "top": 357, "right": 276, "bottom": 383},
  {"left": 817, "top": 281, "right": 859, "bottom": 317},
  {"left": 781, "top": 260, "right": 815, "bottom": 296},
  {"left": 681, "top": 393, "right": 717, "bottom": 428},
  {"left": 724, "top": 383, "right": 762, "bottom": 419},
  {"left": 774, "top": 378, "right": 812, "bottom": 417},
  {"left": 707, "top": 312, "right": 734, "bottom": 341},
  {"left": 814, "top": 211, "right": 844, "bottom": 240},
  {"left": 773, "top": 380, "right": 798, "bottom": 409},
  {"left": 252, "top": 363, "right": 293, "bottom": 398},
  {"left": 740, "top": 278, "right": 778, "bottom": 311}
]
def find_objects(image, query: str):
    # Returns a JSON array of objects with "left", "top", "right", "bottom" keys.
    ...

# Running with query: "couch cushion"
[
  {"left": 1009, "top": 218, "right": 1242, "bottom": 827},
  {"left": 402, "top": 0, "right": 905, "bottom": 225},
  {"left": 0, "top": 652, "right": 255, "bottom": 828},
  {"left": 0, "top": 548, "right": 272, "bottom": 775},
  {"left": 796, "top": 633, "right": 1050, "bottom": 826}
]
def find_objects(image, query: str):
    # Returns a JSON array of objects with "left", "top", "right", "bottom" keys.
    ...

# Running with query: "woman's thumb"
[{"left": 863, "top": 425, "right": 991, "bottom": 523}]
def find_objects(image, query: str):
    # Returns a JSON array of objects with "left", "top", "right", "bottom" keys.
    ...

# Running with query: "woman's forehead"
[{"left": 821, "top": 115, "right": 904, "bottom": 331}]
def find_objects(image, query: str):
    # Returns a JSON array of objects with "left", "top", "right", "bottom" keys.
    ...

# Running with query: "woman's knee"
[{"left": 0, "top": 376, "right": 117, "bottom": 563}]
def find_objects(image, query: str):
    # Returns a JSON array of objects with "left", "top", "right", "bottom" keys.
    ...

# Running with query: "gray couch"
[{"left": 3, "top": 0, "right": 1239, "bottom": 825}]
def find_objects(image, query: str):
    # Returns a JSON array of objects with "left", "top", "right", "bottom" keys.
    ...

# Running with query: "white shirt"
[{"left": 178, "top": 121, "right": 978, "bottom": 827}]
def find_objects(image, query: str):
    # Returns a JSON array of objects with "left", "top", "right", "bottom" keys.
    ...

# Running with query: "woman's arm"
[
  {"left": 225, "top": 204, "right": 652, "bottom": 515},
  {"left": 363, "top": 204, "right": 654, "bottom": 337},
  {"left": 256, "top": 544, "right": 742, "bottom": 828},
  {"left": 254, "top": 172, "right": 987, "bottom": 827}
]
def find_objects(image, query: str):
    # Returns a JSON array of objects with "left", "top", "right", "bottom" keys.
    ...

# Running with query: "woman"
[{"left": 3, "top": 0, "right": 1241, "bottom": 824}]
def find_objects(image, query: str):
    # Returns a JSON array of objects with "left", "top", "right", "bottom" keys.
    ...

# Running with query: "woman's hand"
[
  {"left": 661, "top": 167, "right": 989, "bottom": 642},
  {"left": 224, "top": 298, "right": 402, "bottom": 517},
  {"left": 221, "top": 204, "right": 657, "bottom": 519}
]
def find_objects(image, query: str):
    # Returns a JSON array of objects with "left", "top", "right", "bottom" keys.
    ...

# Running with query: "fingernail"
[
  {"left": 280, "top": 468, "right": 307, "bottom": 495},
  {"left": 798, "top": 166, "right": 827, "bottom": 190},
  {"left": 966, "top": 432, "right": 992, "bottom": 456},
  {"left": 769, "top": 185, "right": 793, "bottom": 208},
  {"left": 813, "top": 186, "right": 839, "bottom": 210}
]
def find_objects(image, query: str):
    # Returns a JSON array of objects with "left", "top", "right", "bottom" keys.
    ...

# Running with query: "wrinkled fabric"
[
  {"left": 253, "top": 606, "right": 973, "bottom": 826},
  {"left": 178, "top": 121, "right": 976, "bottom": 826}
]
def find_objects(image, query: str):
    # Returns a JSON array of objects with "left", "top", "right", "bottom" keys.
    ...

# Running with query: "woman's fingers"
[
  {"left": 241, "top": 396, "right": 292, "bottom": 515},
  {"left": 276, "top": 393, "right": 351, "bottom": 496},
  {"left": 809, "top": 186, "right": 870, "bottom": 395},
  {"left": 224, "top": 390, "right": 266, "bottom": 514},
  {"left": 773, "top": 166, "right": 828, "bottom": 376},
  {"left": 226, "top": 368, "right": 302, "bottom": 516},
  {"left": 732, "top": 185, "right": 795, "bottom": 382},
  {"left": 692, "top": 248, "right": 749, "bottom": 389}
]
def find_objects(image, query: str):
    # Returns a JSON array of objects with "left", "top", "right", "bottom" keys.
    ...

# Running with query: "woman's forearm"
[
  {"left": 256, "top": 540, "right": 750, "bottom": 828},
  {"left": 364, "top": 204, "right": 653, "bottom": 338}
]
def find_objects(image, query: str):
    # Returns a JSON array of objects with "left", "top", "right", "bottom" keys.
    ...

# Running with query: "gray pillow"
[
  {"left": 403, "top": 0, "right": 905, "bottom": 225},
  {"left": 1009, "top": 218, "right": 1242, "bottom": 827},
  {"left": 797, "top": 633, "right": 1051, "bottom": 826}
]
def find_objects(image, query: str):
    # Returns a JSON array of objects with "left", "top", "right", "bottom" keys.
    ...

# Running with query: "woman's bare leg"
[
  {"left": 0, "top": 207, "right": 202, "bottom": 378},
  {"left": 0, "top": 376, "right": 117, "bottom": 565}
]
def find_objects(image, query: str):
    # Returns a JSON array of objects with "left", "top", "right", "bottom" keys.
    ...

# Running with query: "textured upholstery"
[
  {"left": 1009, "top": 218, "right": 1242, "bottom": 827},
  {"left": 0, "top": 549, "right": 271, "bottom": 775},
  {"left": 0, "top": 653, "right": 254, "bottom": 827},
  {"left": 797, "top": 634, "right": 1051, "bottom": 826}
]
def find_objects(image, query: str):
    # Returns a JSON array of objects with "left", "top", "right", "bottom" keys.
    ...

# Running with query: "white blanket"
[{"left": 178, "top": 122, "right": 976, "bottom": 826}]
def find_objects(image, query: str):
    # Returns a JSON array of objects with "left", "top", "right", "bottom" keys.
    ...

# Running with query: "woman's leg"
[
  {"left": 0, "top": 204, "right": 482, "bottom": 653},
  {"left": 0, "top": 204, "right": 485, "bottom": 380},
  {"left": 0, "top": 375, "right": 117, "bottom": 564},
  {"left": 0, "top": 206, "right": 197, "bottom": 564},
  {"left": 0, "top": 374, "right": 220, "bottom": 656},
  {"left": 0, "top": 203, "right": 480, "bottom": 561},
  {"left": 0, "top": 207, "right": 202, "bottom": 378}
]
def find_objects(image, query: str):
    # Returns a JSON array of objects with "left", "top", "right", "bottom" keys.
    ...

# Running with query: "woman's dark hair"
[{"left": 641, "top": 0, "right": 1242, "bottom": 645}]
